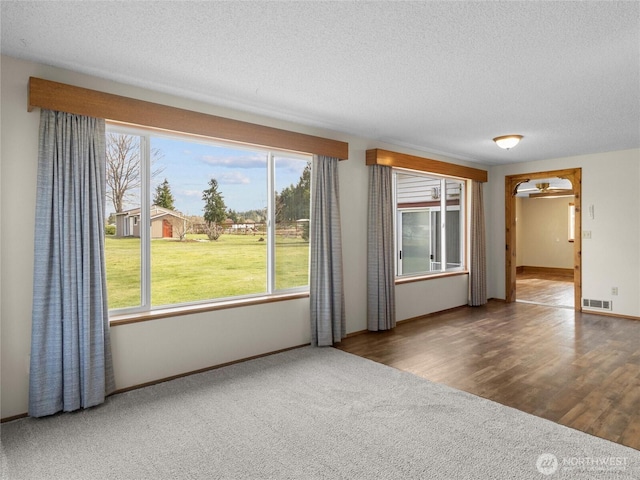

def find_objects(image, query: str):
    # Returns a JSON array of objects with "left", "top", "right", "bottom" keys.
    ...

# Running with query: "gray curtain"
[
  {"left": 469, "top": 180, "right": 488, "bottom": 306},
  {"left": 367, "top": 165, "right": 396, "bottom": 331},
  {"left": 310, "top": 155, "right": 345, "bottom": 346},
  {"left": 29, "top": 109, "right": 115, "bottom": 417}
]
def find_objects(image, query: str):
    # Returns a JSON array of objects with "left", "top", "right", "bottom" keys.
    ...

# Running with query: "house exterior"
[{"left": 115, "top": 205, "right": 186, "bottom": 239}]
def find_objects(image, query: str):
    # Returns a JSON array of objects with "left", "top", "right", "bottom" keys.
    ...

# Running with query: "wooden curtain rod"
[
  {"left": 27, "top": 77, "right": 349, "bottom": 160},
  {"left": 365, "top": 148, "right": 488, "bottom": 183}
]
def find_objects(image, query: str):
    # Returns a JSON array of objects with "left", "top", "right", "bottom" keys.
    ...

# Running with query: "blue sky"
[{"left": 150, "top": 136, "right": 308, "bottom": 216}]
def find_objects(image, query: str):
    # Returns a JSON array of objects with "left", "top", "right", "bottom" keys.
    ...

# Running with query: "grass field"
[{"left": 105, "top": 233, "right": 309, "bottom": 310}]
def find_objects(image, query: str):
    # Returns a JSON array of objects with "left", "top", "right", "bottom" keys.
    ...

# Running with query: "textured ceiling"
[{"left": 1, "top": 1, "right": 639, "bottom": 165}]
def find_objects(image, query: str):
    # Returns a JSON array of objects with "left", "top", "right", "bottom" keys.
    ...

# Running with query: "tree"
[
  {"left": 106, "top": 133, "right": 165, "bottom": 213},
  {"left": 226, "top": 209, "right": 240, "bottom": 224},
  {"left": 275, "top": 161, "right": 311, "bottom": 224},
  {"left": 202, "top": 178, "right": 227, "bottom": 240},
  {"left": 153, "top": 178, "right": 175, "bottom": 210},
  {"left": 167, "top": 215, "right": 191, "bottom": 241}
]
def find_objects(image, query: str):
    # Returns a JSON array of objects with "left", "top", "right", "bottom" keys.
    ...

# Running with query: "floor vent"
[{"left": 582, "top": 298, "right": 612, "bottom": 310}]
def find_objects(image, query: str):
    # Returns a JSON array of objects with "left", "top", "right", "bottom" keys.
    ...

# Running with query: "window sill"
[
  {"left": 110, "top": 292, "right": 309, "bottom": 326},
  {"left": 395, "top": 270, "right": 468, "bottom": 285}
]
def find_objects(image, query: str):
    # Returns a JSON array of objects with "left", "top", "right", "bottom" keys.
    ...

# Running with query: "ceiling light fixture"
[
  {"left": 493, "top": 135, "right": 523, "bottom": 150},
  {"left": 529, "top": 190, "right": 574, "bottom": 199}
]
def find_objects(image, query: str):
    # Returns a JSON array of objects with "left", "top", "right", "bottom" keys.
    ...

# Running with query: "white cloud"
[
  {"left": 218, "top": 171, "right": 251, "bottom": 185},
  {"left": 274, "top": 156, "right": 309, "bottom": 174},
  {"left": 200, "top": 153, "right": 267, "bottom": 169},
  {"left": 180, "top": 189, "right": 203, "bottom": 197}
]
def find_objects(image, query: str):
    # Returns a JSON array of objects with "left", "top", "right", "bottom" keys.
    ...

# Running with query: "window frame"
[
  {"left": 393, "top": 168, "right": 468, "bottom": 281},
  {"left": 106, "top": 122, "right": 313, "bottom": 318},
  {"left": 365, "top": 148, "right": 486, "bottom": 286}
]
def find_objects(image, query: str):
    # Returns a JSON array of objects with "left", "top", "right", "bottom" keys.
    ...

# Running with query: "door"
[{"left": 162, "top": 219, "right": 173, "bottom": 238}]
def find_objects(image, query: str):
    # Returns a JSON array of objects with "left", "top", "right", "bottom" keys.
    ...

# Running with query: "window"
[
  {"left": 568, "top": 203, "right": 575, "bottom": 242},
  {"left": 105, "top": 125, "right": 311, "bottom": 314},
  {"left": 394, "top": 170, "right": 465, "bottom": 277}
]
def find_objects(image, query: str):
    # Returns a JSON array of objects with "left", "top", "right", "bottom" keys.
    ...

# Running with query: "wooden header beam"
[
  {"left": 366, "top": 148, "right": 488, "bottom": 182},
  {"left": 28, "top": 77, "right": 349, "bottom": 160}
]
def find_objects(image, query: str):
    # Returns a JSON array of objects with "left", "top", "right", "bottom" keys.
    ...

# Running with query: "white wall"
[
  {"left": 396, "top": 275, "right": 469, "bottom": 320},
  {"left": 518, "top": 196, "right": 574, "bottom": 269},
  {"left": 487, "top": 149, "right": 640, "bottom": 316},
  {"left": 0, "top": 55, "right": 478, "bottom": 418}
]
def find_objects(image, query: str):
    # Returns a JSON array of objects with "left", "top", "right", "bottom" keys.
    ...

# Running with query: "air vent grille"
[{"left": 582, "top": 299, "right": 612, "bottom": 310}]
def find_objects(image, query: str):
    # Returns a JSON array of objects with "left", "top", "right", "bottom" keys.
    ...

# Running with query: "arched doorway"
[{"left": 505, "top": 168, "right": 582, "bottom": 310}]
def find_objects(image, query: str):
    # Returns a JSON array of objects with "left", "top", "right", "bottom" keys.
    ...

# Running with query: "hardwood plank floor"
[
  {"left": 336, "top": 300, "right": 640, "bottom": 450},
  {"left": 516, "top": 271, "right": 574, "bottom": 307}
]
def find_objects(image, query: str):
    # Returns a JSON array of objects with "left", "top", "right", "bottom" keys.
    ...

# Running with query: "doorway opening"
[{"left": 505, "top": 168, "right": 582, "bottom": 310}]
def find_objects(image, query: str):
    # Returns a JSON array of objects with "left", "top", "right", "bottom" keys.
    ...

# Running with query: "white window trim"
[
  {"left": 393, "top": 169, "right": 466, "bottom": 279},
  {"left": 106, "top": 123, "right": 312, "bottom": 317}
]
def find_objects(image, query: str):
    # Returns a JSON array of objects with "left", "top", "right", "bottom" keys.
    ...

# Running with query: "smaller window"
[
  {"left": 568, "top": 203, "right": 575, "bottom": 242},
  {"left": 394, "top": 170, "right": 465, "bottom": 277}
]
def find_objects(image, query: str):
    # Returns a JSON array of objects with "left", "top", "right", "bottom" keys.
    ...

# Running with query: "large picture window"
[
  {"left": 105, "top": 125, "right": 311, "bottom": 314},
  {"left": 395, "top": 170, "right": 465, "bottom": 277}
]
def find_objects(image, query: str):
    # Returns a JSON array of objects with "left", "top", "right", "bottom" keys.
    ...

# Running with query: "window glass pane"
[
  {"left": 105, "top": 132, "right": 142, "bottom": 310},
  {"left": 445, "top": 179, "right": 464, "bottom": 270},
  {"left": 568, "top": 204, "right": 575, "bottom": 241},
  {"left": 399, "top": 210, "right": 432, "bottom": 274},
  {"left": 274, "top": 157, "right": 310, "bottom": 290},
  {"left": 149, "top": 137, "right": 268, "bottom": 307},
  {"left": 106, "top": 125, "right": 312, "bottom": 314},
  {"left": 431, "top": 210, "right": 441, "bottom": 270}
]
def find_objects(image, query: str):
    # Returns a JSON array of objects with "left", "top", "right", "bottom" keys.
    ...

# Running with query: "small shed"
[{"left": 115, "top": 205, "right": 186, "bottom": 239}]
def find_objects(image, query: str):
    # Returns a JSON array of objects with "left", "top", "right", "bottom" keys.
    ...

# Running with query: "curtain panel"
[
  {"left": 310, "top": 155, "right": 346, "bottom": 346},
  {"left": 29, "top": 109, "right": 115, "bottom": 417},
  {"left": 367, "top": 165, "right": 396, "bottom": 331},
  {"left": 469, "top": 180, "right": 488, "bottom": 306}
]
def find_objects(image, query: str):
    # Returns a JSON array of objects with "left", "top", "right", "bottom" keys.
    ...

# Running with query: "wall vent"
[{"left": 582, "top": 299, "right": 612, "bottom": 310}]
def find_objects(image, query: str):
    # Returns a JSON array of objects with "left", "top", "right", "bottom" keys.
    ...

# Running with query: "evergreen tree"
[
  {"left": 276, "top": 162, "right": 311, "bottom": 223},
  {"left": 202, "top": 178, "right": 227, "bottom": 240},
  {"left": 153, "top": 178, "right": 175, "bottom": 210},
  {"left": 226, "top": 209, "right": 240, "bottom": 224}
]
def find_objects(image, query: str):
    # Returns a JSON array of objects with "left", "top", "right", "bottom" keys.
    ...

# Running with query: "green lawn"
[{"left": 105, "top": 233, "right": 309, "bottom": 310}]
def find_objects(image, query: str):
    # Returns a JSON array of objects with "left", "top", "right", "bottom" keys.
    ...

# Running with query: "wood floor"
[
  {"left": 337, "top": 300, "right": 640, "bottom": 451},
  {"left": 516, "top": 271, "right": 574, "bottom": 308}
]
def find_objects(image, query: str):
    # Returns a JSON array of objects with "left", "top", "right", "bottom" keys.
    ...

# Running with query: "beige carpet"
[{"left": 2, "top": 346, "right": 639, "bottom": 479}]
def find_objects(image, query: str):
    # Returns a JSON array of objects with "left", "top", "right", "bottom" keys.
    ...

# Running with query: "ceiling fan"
[{"left": 518, "top": 182, "right": 574, "bottom": 198}]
